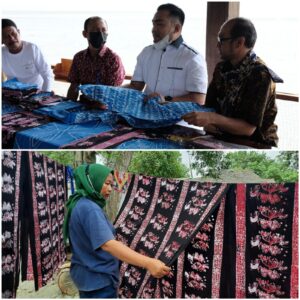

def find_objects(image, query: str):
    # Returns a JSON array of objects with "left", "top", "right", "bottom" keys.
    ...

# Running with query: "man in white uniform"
[
  {"left": 2, "top": 19, "right": 53, "bottom": 91},
  {"left": 125, "top": 4, "right": 207, "bottom": 105}
]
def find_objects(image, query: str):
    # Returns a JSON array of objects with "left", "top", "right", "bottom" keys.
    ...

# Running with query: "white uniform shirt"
[
  {"left": 2, "top": 41, "right": 53, "bottom": 91},
  {"left": 132, "top": 36, "right": 208, "bottom": 97}
]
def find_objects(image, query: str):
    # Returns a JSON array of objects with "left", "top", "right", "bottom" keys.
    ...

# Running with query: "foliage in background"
[
  {"left": 40, "top": 151, "right": 76, "bottom": 166},
  {"left": 128, "top": 151, "right": 189, "bottom": 178},
  {"left": 277, "top": 151, "right": 298, "bottom": 170},
  {"left": 190, "top": 151, "right": 298, "bottom": 182}
]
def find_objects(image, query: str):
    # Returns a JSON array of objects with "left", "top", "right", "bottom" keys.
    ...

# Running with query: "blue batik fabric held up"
[{"left": 79, "top": 84, "right": 215, "bottom": 128}]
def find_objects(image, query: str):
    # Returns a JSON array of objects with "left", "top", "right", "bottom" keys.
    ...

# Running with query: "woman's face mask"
[{"left": 88, "top": 32, "right": 108, "bottom": 49}]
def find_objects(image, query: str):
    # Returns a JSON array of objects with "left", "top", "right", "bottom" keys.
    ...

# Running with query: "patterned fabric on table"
[
  {"left": 2, "top": 101, "right": 22, "bottom": 115},
  {"left": 2, "top": 152, "right": 23, "bottom": 299},
  {"left": 28, "top": 92, "right": 63, "bottom": 105},
  {"left": 2, "top": 112, "right": 51, "bottom": 149},
  {"left": 115, "top": 180, "right": 298, "bottom": 298},
  {"left": 33, "top": 101, "right": 105, "bottom": 124},
  {"left": 1, "top": 152, "right": 67, "bottom": 297},
  {"left": 115, "top": 138, "right": 185, "bottom": 149},
  {"left": 79, "top": 84, "right": 215, "bottom": 128},
  {"left": 114, "top": 175, "right": 228, "bottom": 298},
  {"left": 61, "top": 125, "right": 145, "bottom": 149},
  {"left": 14, "top": 121, "right": 113, "bottom": 149},
  {"left": 2, "top": 78, "right": 38, "bottom": 90},
  {"left": 2, "top": 78, "right": 38, "bottom": 102}
]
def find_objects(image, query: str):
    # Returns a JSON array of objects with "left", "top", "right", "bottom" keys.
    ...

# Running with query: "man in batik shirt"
[
  {"left": 183, "top": 17, "right": 282, "bottom": 146},
  {"left": 67, "top": 16, "right": 125, "bottom": 101}
]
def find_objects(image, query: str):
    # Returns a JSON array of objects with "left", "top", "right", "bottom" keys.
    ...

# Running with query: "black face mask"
[{"left": 88, "top": 32, "right": 107, "bottom": 49}]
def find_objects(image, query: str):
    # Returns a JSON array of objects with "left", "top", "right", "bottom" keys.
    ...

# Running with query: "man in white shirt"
[
  {"left": 125, "top": 4, "right": 208, "bottom": 105},
  {"left": 2, "top": 19, "right": 53, "bottom": 91}
]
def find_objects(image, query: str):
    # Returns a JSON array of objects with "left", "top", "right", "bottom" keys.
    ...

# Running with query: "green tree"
[
  {"left": 226, "top": 152, "right": 298, "bottom": 182},
  {"left": 98, "top": 151, "right": 134, "bottom": 221},
  {"left": 128, "top": 151, "right": 188, "bottom": 178},
  {"left": 276, "top": 151, "right": 298, "bottom": 170},
  {"left": 189, "top": 151, "right": 228, "bottom": 178},
  {"left": 40, "top": 151, "right": 97, "bottom": 167},
  {"left": 191, "top": 151, "right": 298, "bottom": 182}
]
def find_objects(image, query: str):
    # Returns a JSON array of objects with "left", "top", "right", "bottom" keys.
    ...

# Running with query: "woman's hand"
[{"left": 145, "top": 258, "right": 171, "bottom": 278}]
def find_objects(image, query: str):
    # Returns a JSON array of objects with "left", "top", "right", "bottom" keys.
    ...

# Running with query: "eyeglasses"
[{"left": 217, "top": 36, "right": 236, "bottom": 44}]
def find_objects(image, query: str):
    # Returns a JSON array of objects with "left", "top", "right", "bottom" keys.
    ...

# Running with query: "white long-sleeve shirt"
[{"left": 2, "top": 41, "right": 53, "bottom": 91}]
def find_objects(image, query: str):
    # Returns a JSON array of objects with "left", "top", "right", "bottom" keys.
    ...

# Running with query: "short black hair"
[
  {"left": 157, "top": 3, "right": 185, "bottom": 25},
  {"left": 84, "top": 16, "right": 107, "bottom": 31},
  {"left": 229, "top": 17, "right": 257, "bottom": 48},
  {"left": 2, "top": 19, "right": 17, "bottom": 30}
]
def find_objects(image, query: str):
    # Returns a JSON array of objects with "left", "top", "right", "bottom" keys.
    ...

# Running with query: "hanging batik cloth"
[
  {"left": 1, "top": 151, "right": 68, "bottom": 298},
  {"left": 114, "top": 174, "right": 228, "bottom": 298},
  {"left": 115, "top": 179, "right": 298, "bottom": 298},
  {"left": 2, "top": 152, "right": 23, "bottom": 298}
]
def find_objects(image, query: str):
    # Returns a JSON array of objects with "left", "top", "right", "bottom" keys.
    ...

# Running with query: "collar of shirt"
[
  {"left": 170, "top": 35, "right": 184, "bottom": 49},
  {"left": 83, "top": 45, "right": 108, "bottom": 59}
]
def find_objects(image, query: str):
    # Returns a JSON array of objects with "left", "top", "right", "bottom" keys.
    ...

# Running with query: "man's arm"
[
  {"left": 172, "top": 92, "right": 206, "bottom": 105},
  {"left": 34, "top": 45, "right": 53, "bottom": 92},
  {"left": 183, "top": 111, "right": 256, "bottom": 136},
  {"left": 67, "top": 82, "right": 79, "bottom": 100},
  {"left": 102, "top": 239, "right": 170, "bottom": 278},
  {"left": 123, "top": 80, "right": 146, "bottom": 91}
]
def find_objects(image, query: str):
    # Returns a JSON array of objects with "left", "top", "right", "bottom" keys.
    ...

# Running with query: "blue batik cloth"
[
  {"left": 79, "top": 84, "right": 215, "bottom": 128},
  {"left": 115, "top": 138, "right": 185, "bottom": 149},
  {"left": 2, "top": 78, "right": 38, "bottom": 90},
  {"left": 33, "top": 101, "right": 113, "bottom": 124},
  {"left": 14, "top": 121, "right": 113, "bottom": 149}
]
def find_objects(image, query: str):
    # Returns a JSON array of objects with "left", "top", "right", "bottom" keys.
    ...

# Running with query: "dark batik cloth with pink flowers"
[
  {"left": 114, "top": 177, "right": 298, "bottom": 298},
  {"left": 1, "top": 151, "right": 67, "bottom": 298},
  {"left": 2, "top": 152, "right": 23, "bottom": 298}
]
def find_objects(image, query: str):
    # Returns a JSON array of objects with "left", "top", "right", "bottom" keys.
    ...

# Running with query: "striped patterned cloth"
[{"left": 79, "top": 84, "right": 214, "bottom": 128}]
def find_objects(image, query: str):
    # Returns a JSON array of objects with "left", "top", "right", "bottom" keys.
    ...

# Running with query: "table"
[{"left": 2, "top": 101, "right": 270, "bottom": 150}]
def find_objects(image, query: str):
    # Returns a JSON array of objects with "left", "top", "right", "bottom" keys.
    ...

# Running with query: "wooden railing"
[{"left": 52, "top": 59, "right": 299, "bottom": 102}]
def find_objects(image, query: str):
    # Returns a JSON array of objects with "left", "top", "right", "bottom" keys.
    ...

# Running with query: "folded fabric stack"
[
  {"left": 2, "top": 78, "right": 38, "bottom": 102},
  {"left": 79, "top": 84, "right": 215, "bottom": 128}
]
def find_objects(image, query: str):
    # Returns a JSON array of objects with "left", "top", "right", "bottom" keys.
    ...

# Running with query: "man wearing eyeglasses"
[{"left": 183, "top": 17, "right": 282, "bottom": 146}]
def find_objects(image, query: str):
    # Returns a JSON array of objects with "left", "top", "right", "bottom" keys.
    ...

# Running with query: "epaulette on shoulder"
[{"left": 182, "top": 43, "right": 199, "bottom": 55}]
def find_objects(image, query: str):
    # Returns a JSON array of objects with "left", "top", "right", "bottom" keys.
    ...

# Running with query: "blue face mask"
[{"left": 89, "top": 32, "right": 108, "bottom": 49}]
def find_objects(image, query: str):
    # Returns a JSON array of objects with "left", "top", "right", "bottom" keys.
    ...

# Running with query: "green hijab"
[{"left": 63, "top": 163, "right": 112, "bottom": 243}]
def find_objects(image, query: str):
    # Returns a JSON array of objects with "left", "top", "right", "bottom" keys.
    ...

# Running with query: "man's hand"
[
  {"left": 182, "top": 112, "right": 216, "bottom": 127},
  {"left": 145, "top": 258, "right": 171, "bottom": 278}
]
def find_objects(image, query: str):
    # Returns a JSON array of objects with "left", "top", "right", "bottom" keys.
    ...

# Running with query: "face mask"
[
  {"left": 88, "top": 32, "right": 108, "bottom": 49},
  {"left": 153, "top": 34, "right": 171, "bottom": 50}
]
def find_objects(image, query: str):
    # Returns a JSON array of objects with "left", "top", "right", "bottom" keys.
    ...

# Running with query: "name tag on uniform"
[{"left": 167, "top": 67, "right": 183, "bottom": 70}]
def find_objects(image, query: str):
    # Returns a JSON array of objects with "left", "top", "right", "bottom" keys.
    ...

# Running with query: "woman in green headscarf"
[{"left": 63, "top": 164, "right": 170, "bottom": 298}]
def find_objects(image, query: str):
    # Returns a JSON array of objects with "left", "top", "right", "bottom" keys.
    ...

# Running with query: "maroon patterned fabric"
[
  {"left": 68, "top": 46, "right": 125, "bottom": 86},
  {"left": 60, "top": 125, "right": 145, "bottom": 149},
  {"left": 115, "top": 180, "right": 298, "bottom": 298}
]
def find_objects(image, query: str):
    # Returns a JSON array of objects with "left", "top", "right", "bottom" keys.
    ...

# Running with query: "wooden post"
[{"left": 206, "top": 2, "right": 240, "bottom": 82}]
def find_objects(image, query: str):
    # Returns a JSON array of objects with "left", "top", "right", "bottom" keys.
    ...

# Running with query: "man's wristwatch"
[{"left": 165, "top": 96, "right": 173, "bottom": 101}]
